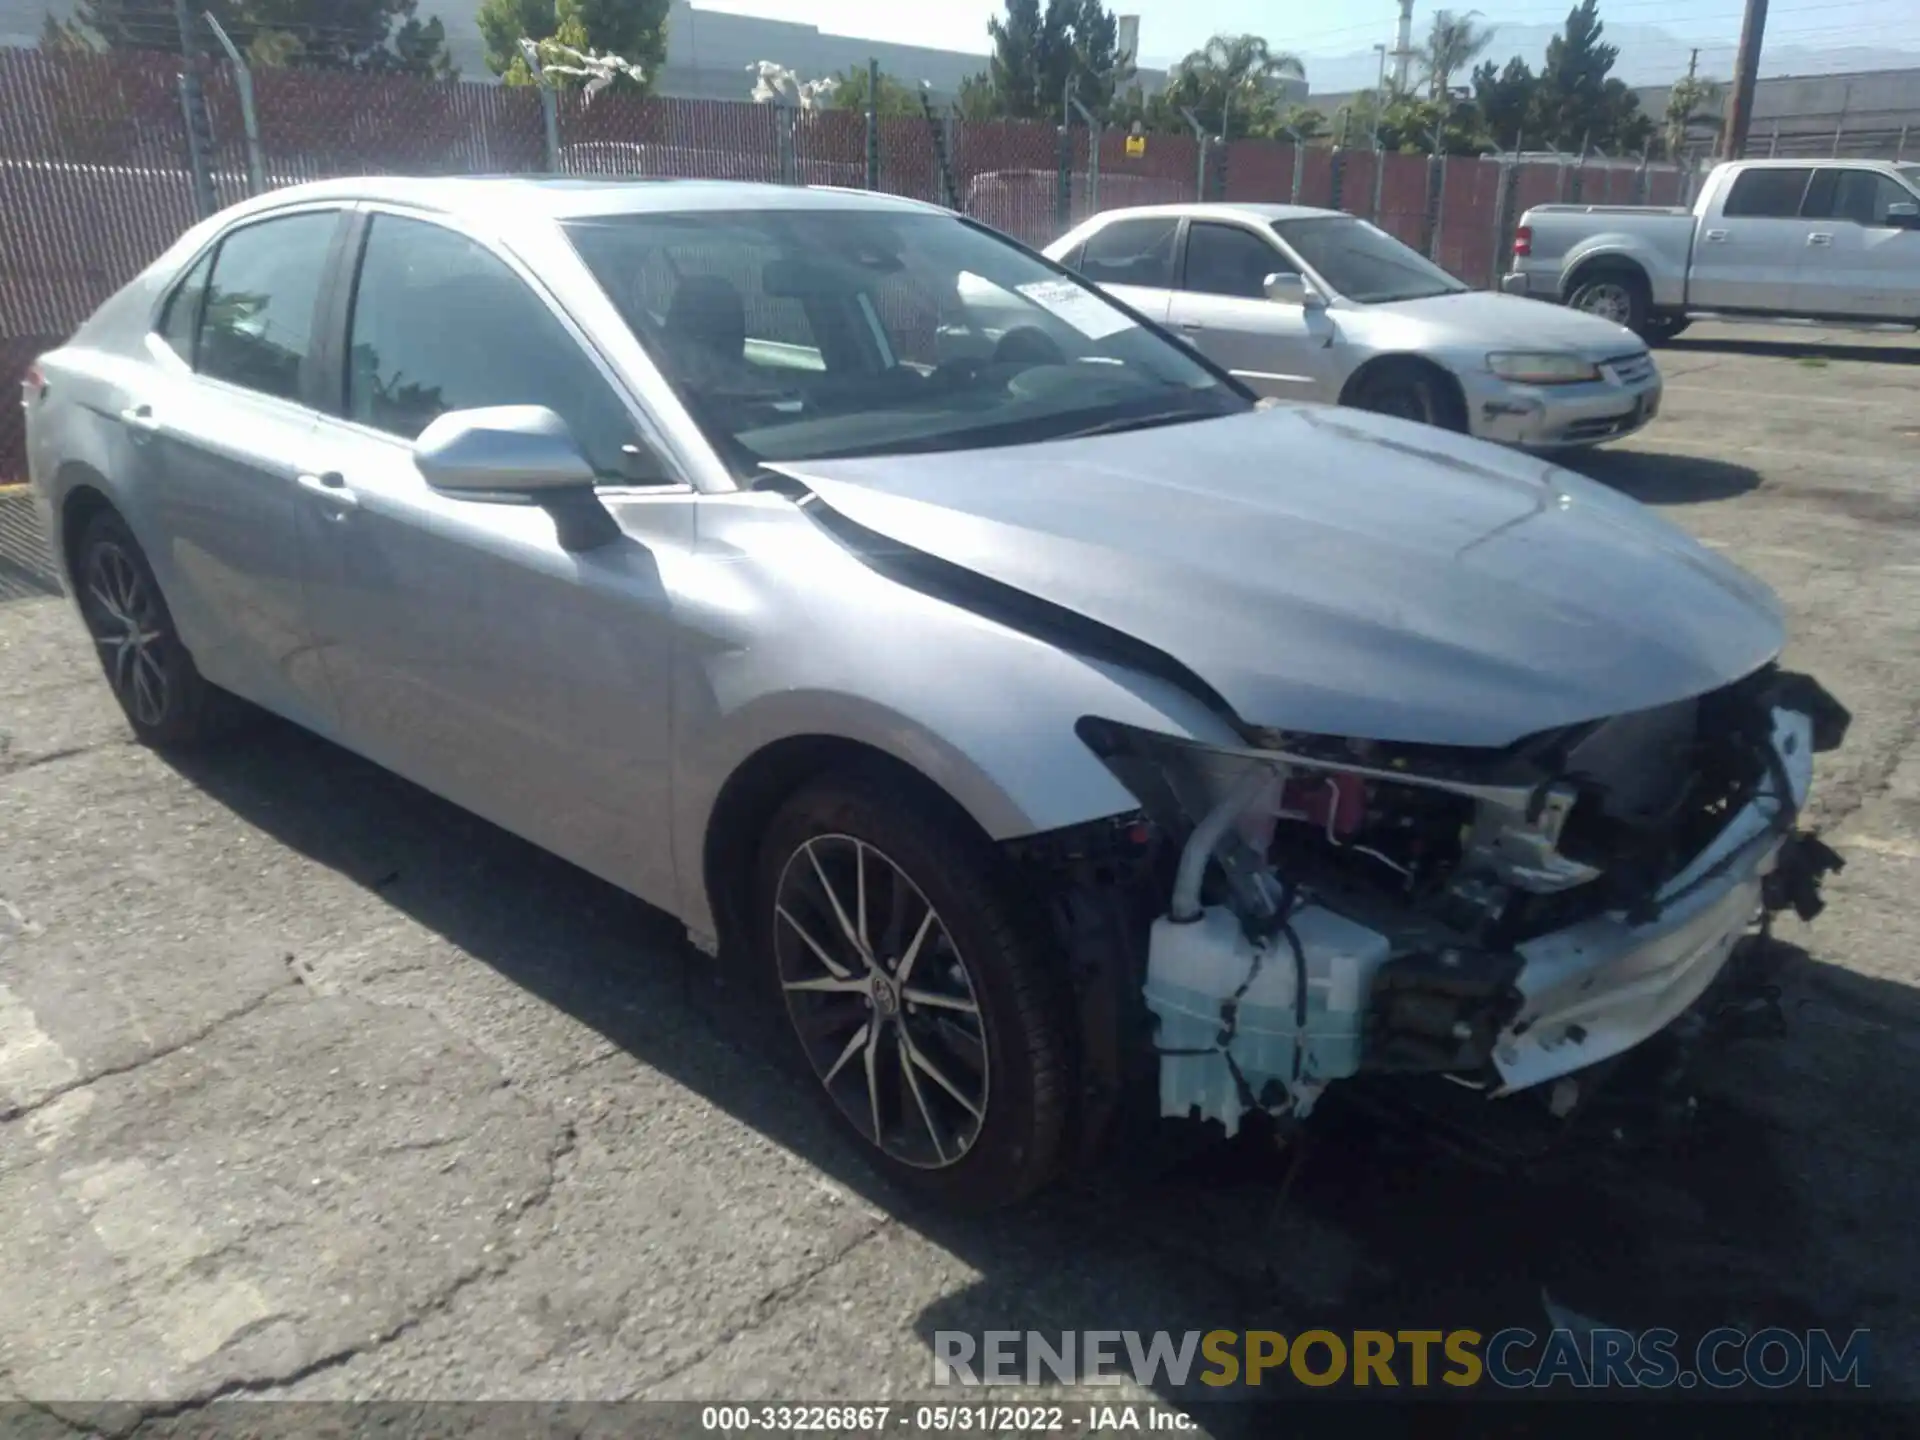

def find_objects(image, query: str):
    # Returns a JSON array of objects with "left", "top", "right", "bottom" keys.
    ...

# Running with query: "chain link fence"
[{"left": 0, "top": 42, "right": 1702, "bottom": 481}]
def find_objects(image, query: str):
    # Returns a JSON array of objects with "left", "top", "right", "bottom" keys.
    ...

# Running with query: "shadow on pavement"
[
  {"left": 1560, "top": 447, "right": 1763, "bottom": 506},
  {"left": 160, "top": 724, "right": 1918, "bottom": 1417},
  {"left": 1662, "top": 335, "right": 1920, "bottom": 367}
]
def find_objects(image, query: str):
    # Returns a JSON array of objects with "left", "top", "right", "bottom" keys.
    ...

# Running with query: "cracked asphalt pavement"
[{"left": 2, "top": 323, "right": 1919, "bottom": 1423}]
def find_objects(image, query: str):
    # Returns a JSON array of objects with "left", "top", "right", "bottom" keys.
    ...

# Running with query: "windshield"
[
  {"left": 565, "top": 208, "right": 1245, "bottom": 470},
  {"left": 1271, "top": 215, "right": 1469, "bottom": 304}
]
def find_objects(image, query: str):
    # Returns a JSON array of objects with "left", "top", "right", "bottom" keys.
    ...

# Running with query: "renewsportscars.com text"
[{"left": 932, "top": 1328, "right": 1872, "bottom": 1390}]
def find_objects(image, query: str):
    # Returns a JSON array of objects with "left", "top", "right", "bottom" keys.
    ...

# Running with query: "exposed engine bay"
[{"left": 1034, "top": 665, "right": 1850, "bottom": 1148}]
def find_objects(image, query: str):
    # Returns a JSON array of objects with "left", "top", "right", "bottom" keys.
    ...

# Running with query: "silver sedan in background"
[
  {"left": 26, "top": 178, "right": 1843, "bottom": 1212},
  {"left": 1038, "top": 203, "right": 1663, "bottom": 449}
]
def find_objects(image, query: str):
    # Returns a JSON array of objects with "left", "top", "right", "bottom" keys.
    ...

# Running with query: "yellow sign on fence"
[{"left": 1124, "top": 133, "right": 1146, "bottom": 158}]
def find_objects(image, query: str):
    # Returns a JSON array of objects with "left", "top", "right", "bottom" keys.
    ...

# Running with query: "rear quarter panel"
[{"left": 1523, "top": 208, "right": 1695, "bottom": 309}]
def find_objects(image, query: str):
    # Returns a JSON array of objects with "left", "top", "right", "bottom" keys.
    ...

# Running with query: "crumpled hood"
[
  {"left": 768, "top": 406, "right": 1784, "bottom": 748},
  {"left": 1376, "top": 290, "right": 1644, "bottom": 355}
]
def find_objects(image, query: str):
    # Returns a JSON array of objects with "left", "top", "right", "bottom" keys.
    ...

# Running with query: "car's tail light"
[
  {"left": 1513, "top": 225, "right": 1533, "bottom": 257},
  {"left": 21, "top": 361, "right": 46, "bottom": 401}
]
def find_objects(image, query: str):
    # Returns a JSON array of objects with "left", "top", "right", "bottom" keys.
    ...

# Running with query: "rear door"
[
  {"left": 1688, "top": 166, "right": 1814, "bottom": 312},
  {"left": 130, "top": 206, "right": 347, "bottom": 730},
  {"left": 1165, "top": 220, "right": 1331, "bottom": 401},
  {"left": 1070, "top": 213, "right": 1180, "bottom": 322},
  {"left": 1795, "top": 167, "right": 1920, "bottom": 319}
]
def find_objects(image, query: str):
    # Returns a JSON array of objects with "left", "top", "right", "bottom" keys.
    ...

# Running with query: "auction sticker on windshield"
[{"left": 1017, "top": 279, "right": 1135, "bottom": 340}]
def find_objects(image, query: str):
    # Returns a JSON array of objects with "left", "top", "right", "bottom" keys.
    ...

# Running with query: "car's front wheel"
[
  {"left": 73, "top": 509, "right": 237, "bottom": 746},
  {"left": 754, "top": 769, "right": 1072, "bottom": 1210}
]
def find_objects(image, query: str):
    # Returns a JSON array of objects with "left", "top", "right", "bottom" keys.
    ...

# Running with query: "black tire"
[
  {"left": 1640, "top": 315, "right": 1692, "bottom": 345},
  {"left": 1567, "top": 266, "right": 1651, "bottom": 336},
  {"left": 753, "top": 768, "right": 1072, "bottom": 1211},
  {"left": 72, "top": 509, "right": 241, "bottom": 746},
  {"left": 1345, "top": 360, "right": 1466, "bottom": 432}
]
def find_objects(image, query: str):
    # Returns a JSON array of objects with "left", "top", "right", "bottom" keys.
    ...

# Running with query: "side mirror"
[
  {"left": 1885, "top": 201, "right": 1919, "bottom": 228},
  {"left": 1264, "top": 272, "right": 1327, "bottom": 310},
  {"left": 414, "top": 405, "right": 620, "bottom": 552}
]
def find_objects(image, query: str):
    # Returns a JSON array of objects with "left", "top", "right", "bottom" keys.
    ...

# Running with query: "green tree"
[
  {"left": 1530, "top": 0, "right": 1652, "bottom": 152},
  {"left": 1154, "top": 33, "right": 1305, "bottom": 141},
  {"left": 478, "top": 0, "right": 667, "bottom": 91},
  {"left": 1471, "top": 54, "right": 1536, "bottom": 149},
  {"left": 47, "top": 0, "right": 454, "bottom": 75},
  {"left": 1420, "top": 9, "right": 1495, "bottom": 102},
  {"left": 826, "top": 65, "right": 921, "bottom": 118},
  {"left": 1663, "top": 72, "right": 1723, "bottom": 158},
  {"left": 982, "top": 0, "right": 1129, "bottom": 120}
]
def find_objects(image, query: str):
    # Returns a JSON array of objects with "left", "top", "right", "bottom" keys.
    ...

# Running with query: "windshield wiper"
[{"left": 1057, "top": 409, "right": 1220, "bottom": 440}]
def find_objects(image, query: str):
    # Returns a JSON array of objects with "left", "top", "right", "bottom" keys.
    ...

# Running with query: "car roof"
[
  {"left": 226, "top": 175, "right": 944, "bottom": 222},
  {"left": 1076, "top": 202, "right": 1341, "bottom": 226}
]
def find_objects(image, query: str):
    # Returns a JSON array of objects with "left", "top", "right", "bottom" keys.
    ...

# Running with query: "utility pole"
[
  {"left": 1687, "top": 48, "right": 1699, "bottom": 82},
  {"left": 1721, "top": 0, "right": 1768, "bottom": 160},
  {"left": 1392, "top": 0, "right": 1415, "bottom": 92}
]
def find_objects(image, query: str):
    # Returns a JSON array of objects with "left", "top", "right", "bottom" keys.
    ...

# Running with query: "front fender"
[{"left": 666, "top": 494, "right": 1242, "bottom": 938}]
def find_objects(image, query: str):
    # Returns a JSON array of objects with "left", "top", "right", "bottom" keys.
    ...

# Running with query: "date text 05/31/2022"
[{"left": 699, "top": 1405, "right": 1195, "bottom": 1433}]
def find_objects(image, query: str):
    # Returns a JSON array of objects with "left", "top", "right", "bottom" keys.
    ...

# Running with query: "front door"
[
  {"left": 294, "top": 210, "right": 688, "bottom": 910},
  {"left": 1794, "top": 167, "right": 1920, "bottom": 319},
  {"left": 1166, "top": 220, "right": 1334, "bottom": 401}
]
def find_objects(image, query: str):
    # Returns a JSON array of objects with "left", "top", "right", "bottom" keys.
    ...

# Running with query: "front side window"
[
  {"left": 1076, "top": 216, "right": 1180, "bottom": 288},
  {"left": 1805, "top": 169, "right": 1915, "bottom": 227},
  {"left": 1182, "top": 222, "right": 1289, "bottom": 299},
  {"left": 196, "top": 211, "right": 339, "bottom": 401},
  {"left": 566, "top": 208, "right": 1242, "bottom": 471},
  {"left": 344, "top": 215, "right": 639, "bottom": 478},
  {"left": 157, "top": 249, "right": 213, "bottom": 364},
  {"left": 1271, "top": 216, "right": 1467, "bottom": 304},
  {"left": 1723, "top": 167, "right": 1814, "bottom": 218}
]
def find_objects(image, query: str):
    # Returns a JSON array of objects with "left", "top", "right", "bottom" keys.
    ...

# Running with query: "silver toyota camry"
[
  {"left": 1040, "top": 203, "right": 1663, "bottom": 448},
  {"left": 24, "top": 178, "right": 1846, "bottom": 1210}
]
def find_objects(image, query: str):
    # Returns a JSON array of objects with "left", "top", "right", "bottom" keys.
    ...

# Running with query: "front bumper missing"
[
  {"left": 1492, "top": 705, "right": 1813, "bottom": 1094},
  {"left": 1140, "top": 700, "right": 1840, "bottom": 1139}
]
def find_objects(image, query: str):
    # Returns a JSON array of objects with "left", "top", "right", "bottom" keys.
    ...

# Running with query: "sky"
[{"left": 697, "top": 0, "right": 1920, "bottom": 66}]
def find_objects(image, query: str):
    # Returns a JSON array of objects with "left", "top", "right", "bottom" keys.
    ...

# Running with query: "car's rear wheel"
[
  {"left": 1345, "top": 360, "right": 1466, "bottom": 432},
  {"left": 754, "top": 770, "right": 1071, "bottom": 1211},
  {"left": 73, "top": 510, "right": 237, "bottom": 746},
  {"left": 1568, "top": 267, "right": 1651, "bottom": 335}
]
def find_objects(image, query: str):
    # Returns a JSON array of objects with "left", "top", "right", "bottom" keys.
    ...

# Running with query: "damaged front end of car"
[{"left": 1024, "top": 665, "right": 1849, "bottom": 1157}]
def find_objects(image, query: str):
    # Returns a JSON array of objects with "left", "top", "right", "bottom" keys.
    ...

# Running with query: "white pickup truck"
[{"left": 1502, "top": 157, "right": 1920, "bottom": 342}]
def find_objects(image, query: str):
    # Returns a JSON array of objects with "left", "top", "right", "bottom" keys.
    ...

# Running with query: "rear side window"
[
  {"left": 344, "top": 214, "right": 637, "bottom": 477},
  {"left": 157, "top": 250, "right": 213, "bottom": 364},
  {"left": 1076, "top": 216, "right": 1179, "bottom": 288},
  {"left": 1722, "top": 168, "right": 1814, "bottom": 218},
  {"left": 197, "top": 211, "right": 339, "bottom": 401}
]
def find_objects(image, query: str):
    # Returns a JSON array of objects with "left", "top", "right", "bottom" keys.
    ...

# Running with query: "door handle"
[
  {"left": 119, "top": 403, "right": 162, "bottom": 440},
  {"left": 1806, "top": 232, "right": 1834, "bottom": 246},
  {"left": 1703, "top": 229, "right": 1729, "bottom": 242},
  {"left": 1178, "top": 321, "right": 1205, "bottom": 332},
  {"left": 296, "top": 470, "right": 358, "bottom": 515}
]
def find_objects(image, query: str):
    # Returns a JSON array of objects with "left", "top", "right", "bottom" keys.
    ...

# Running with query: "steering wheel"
[{"left": 993, "top": 325, "right": 1067, "bottom": 368}]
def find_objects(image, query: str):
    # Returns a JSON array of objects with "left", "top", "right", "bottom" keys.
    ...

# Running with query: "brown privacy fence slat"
[{"left": 0, "top": 45, "right": 1694, "bottom": 481}]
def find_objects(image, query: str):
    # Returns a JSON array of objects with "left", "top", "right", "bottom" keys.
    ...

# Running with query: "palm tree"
[
  {"left": 1167, "top": 33, "right": 1306, "bottom": 140},
  {"left": 1421, "top": 10, "right": 1495, "bottom": 101}
]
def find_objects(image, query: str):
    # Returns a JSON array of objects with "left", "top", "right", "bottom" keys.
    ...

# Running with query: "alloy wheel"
[
  {"left": 1576, "top": 281, "right": 1634, "bottom": 326},
  {"left": 82, "top": 542, "right": 169, "bottom": 728},
  {"left": 772, "top": 834, "right": 990, "bottom": 1169}
]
